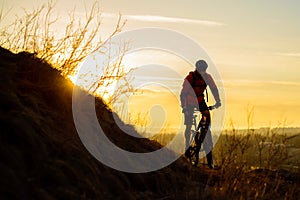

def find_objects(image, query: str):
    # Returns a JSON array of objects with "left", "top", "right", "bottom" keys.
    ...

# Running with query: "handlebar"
[
  {"left": 183, "top": 103, "right": 220, "bottom": 113},
  {"left": 208, "top": 105, "right": 216, "bottom": 110}
]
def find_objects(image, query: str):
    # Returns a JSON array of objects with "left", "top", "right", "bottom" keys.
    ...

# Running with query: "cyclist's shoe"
[
  {"left": 184, "top": 148, "right": 190, "bottom": 158},
  {"left": 206, "top": 152, "right": 214, "bottom": 169}
]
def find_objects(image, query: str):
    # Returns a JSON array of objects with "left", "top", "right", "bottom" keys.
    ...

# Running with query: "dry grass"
[
  {"left": 129, "top": 106, "right": 300, "bottom": 199},
  {"left": 0, "top": 0, "right": 125, "bottom": 76},
  {"left": 210, "top": 109, "right": 299, "bottom": 199},
  {"left": 0, "top": 0, "right": 135, "bottom": 106}
]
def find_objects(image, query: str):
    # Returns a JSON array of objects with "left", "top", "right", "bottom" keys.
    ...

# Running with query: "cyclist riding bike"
[{"left": 180, "top": 60, "right": 221, "bottom": 169}]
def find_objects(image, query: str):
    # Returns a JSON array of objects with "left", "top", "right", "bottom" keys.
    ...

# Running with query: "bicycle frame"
[{"left": 188, "top": 106, "right": 216, "bottom": 166}]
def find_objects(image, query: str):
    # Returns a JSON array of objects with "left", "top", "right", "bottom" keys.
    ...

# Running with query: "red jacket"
[{"left": 180, "top": 70, "right": 220, "bottom": 108}]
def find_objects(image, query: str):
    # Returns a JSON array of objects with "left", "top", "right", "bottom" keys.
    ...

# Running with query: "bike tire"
[
  {"left": 188, "top": 134, "right": 201, "bottom": 166},
  {"left": 189, "top": 146, "right": 200, "bottom": 166}
]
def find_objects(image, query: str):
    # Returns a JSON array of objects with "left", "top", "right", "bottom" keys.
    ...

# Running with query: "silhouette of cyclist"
[{"left": 180, "top": 60, "right": 221, "bottom": 169}]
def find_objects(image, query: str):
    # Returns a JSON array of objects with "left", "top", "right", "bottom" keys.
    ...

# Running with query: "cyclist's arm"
[
  {"left": 205, "top": 74, "right": 221, "bottom": 105},
  {"left": 180, "top": 73, "right": 193, "bottom": 109}
]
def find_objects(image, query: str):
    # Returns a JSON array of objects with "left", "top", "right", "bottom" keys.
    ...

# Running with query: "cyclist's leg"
[
  {"left": 198, "top": 100, "right": 210, "bottom": 142},
  {"left": 183, "top": 107, "right": 193, "bottom": 157},
  {"left": 184, "top": 125, "right": 192, "bottom": 149},
  {"left": 203, "top": 128, "right": 214, "bottom": 168},
  {"left": 199, "top": 101, "right": 214, "bottom": 168},
  {"left": 200, "top": 109, "right": 211, "bottom": 128}
]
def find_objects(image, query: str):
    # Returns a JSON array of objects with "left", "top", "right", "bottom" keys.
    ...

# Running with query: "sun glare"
[{"left": 67, "top": 48, "right": 198, "bottom": 134}]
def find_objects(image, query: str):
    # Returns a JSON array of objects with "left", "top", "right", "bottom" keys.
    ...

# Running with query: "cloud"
[
  {"left": 102, "top": 13, "right": 225, "bottom": 27},
  {"left": 276, "top": 52, "right": 300, "bottom": 57}
]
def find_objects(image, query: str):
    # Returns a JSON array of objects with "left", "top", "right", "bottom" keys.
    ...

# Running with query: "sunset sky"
[{"left": 2, "top": 0, "right": 300, "bottom": 130}]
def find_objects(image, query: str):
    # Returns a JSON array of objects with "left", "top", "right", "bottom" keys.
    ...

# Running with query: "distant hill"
[{"left": 0, "top": 46, "right": 299, "bottom": 199}]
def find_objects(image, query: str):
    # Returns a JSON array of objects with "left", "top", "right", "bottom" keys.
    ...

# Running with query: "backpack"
[{"left": 189, "top": 71, "right": 209, "bottom": 102}]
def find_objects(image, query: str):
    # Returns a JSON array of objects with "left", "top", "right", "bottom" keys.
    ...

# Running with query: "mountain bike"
[{"left": 187, "top": 105, "right": 216, "bottom": 167}]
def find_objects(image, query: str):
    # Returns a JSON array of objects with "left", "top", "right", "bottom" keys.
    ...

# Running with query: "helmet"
[{"left": 195, "top": 60, "right": 208, "bottom": 72}]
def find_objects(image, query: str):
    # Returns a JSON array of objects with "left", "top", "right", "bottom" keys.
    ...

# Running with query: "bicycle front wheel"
[{"left": 189, "top": 138, "right": 200, "bottom": 166}]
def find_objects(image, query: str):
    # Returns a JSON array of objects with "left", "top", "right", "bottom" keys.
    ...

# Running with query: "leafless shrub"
[
  {"left": 0, "top": 0, "right": 138, "bottom": 106},
  {"left": 0, "top": 0, "right": 126, "bottom": 76}
]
